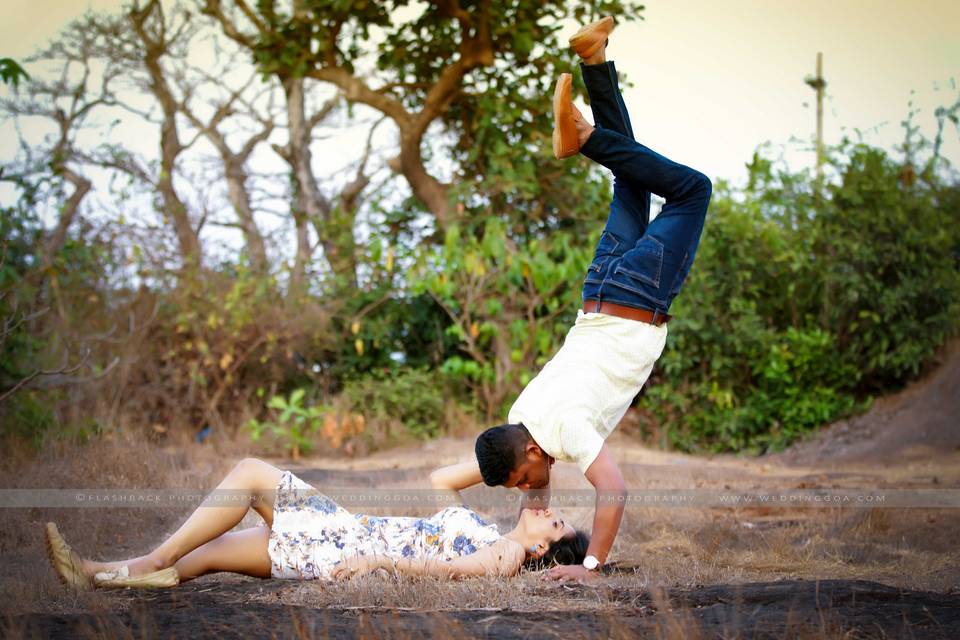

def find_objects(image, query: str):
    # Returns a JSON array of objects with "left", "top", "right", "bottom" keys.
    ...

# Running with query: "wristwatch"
[{"left": 583, "top": 555, "right": 600, "bottom": 571}]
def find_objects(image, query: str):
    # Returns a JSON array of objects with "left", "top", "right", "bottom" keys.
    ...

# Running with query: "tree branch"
[{"left": 0, "top": 348, "right": 107, "bottom": 404}]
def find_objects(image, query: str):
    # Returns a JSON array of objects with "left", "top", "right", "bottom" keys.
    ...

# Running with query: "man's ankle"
[{"left": 576, "top": 121, "right": 595, "bottom": 148}]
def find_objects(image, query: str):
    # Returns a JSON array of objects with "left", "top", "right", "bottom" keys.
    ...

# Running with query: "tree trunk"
[
  {"left": 397, "top": 129, "right": 451, "bottom": 227},
  {"left": 223, "top": 157, "right": 268, "bottom": 274},
  {"left": 42, "top": 168, "right": 91, "bottom": 267},
  {"left": 288, "top": 192, "right": 312, "bottom": 300},
  {"left": 130, "top": 1, "right": 202, "bottom": 270},
  {"left": 283, "top": 77, "right": 357, "bottom": 288}
]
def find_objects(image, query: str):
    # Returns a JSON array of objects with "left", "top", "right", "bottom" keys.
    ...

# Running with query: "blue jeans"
[{"left": 579, "top": 61, "right": 712, "bottom": 316}]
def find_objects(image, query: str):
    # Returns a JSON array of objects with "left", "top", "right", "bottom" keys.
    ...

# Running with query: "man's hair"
[
  {"left": 474, "top": 423, "right": 531, "bottom": 486},
  {"left": 524, "top": 529, "right": 591, "bottom": 571}
]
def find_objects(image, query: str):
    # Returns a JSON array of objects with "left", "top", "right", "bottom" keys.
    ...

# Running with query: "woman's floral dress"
[{"left": 267, "top": 470, "right": 502, "bottom": 580}]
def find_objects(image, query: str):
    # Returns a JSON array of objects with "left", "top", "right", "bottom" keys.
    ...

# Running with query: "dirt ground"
[{"left": 2, "top": 342, "right": 959, "bottom": 638}]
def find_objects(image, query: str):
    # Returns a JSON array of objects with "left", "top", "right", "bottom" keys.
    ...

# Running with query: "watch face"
[{"left": 583, "top": 555, "right": 599, "bottom": 570}]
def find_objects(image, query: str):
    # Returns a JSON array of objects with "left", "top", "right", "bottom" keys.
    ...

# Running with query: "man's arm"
[
  {"left": 431, "top": 458, "right": 551, "bottom": 514},
  {"left": 429, "top": 459, "right": 483, "bottom": 503},
  {"left": 546, "top": 443, "right": 625, "bottom": 580},
  {"left": 581, "top": 443, "right": 626, "bottom": 564}
]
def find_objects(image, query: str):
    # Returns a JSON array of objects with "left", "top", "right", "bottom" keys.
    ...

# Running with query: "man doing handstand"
[{"left": 431, "top": 16, "right": 713, "bottom": 581}]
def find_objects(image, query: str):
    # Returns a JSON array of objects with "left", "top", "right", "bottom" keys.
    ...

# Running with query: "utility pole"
[{"left": 804, "top": 52, "right": 827, "bottom": 180}]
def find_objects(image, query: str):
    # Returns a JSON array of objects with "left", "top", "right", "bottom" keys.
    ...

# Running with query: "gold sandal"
[
  {"left": 93, "top": 564, "right": 180, "bottom": 589},
  {"left": 44, "top": 522, "right": 93, "bottom": 591}
]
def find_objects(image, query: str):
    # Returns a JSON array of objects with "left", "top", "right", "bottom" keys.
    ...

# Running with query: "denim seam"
[
  {"left": 602, "top": 277, "right": 669, "bottom": 306},
  {"left": 587, "top": 256, "right": 609, "bottom": 273},
  {"left": 668, "top": 250, "right": 691, "bottom": 296},
  {"left": 588, "top": 231, "right": 622, "bottom": 272},
  {"left": 614, "top": 264, "right": 661, "bottom": 289},
  {"left": 606, "top": 62, "right": 631, "bottom": 136},
  {"left": 601, "top": 231, "right": 622, "bottom": 253}
]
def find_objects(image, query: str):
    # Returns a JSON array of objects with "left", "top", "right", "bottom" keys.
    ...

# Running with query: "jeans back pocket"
[{"left": 614, "top": 235, "right": 663, "bottom": 289}]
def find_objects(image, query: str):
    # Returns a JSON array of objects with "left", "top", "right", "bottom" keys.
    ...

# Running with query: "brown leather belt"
[{"left": 583, "top": 300, "right": 672, "bottom": 326}]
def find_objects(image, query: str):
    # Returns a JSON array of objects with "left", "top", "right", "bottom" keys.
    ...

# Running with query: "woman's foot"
[
  {"left": 569, "top": 16, "right": 615, "bottom": 64},
  {"left": 93, "top": 565, "right": 180, "bottom": 589},
  {"left": 44, "top": 522, "right": 92, "bottom": 590}
]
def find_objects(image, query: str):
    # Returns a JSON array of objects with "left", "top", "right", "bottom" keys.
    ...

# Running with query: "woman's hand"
[{"left": 331, "top": 555, "right": 389, "bottom": 580}]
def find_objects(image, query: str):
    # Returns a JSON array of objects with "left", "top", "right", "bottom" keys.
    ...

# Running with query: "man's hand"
[{"left": 544, "top": 564, "right": 597, "bottom": 582}]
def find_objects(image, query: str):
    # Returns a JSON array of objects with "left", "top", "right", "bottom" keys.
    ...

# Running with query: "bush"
[
  {"left": 0, "top": 202, "right": 122, "bottom": 446},
  {"left": 818, "top": 143, "right": 960, "bottom": 386},
  {"left": 640, "top": 138, "right": 959, "bottom": 453},
  {"left": 411, "top": 219, "right": 591, "bottom": 420},
  {"left": 341, "top": 368, "right": 446, "bottom": 441}
]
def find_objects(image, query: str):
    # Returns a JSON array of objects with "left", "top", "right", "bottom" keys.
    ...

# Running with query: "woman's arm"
[{"left": 332, "top": 539, "right": 526, "bottom": 580}]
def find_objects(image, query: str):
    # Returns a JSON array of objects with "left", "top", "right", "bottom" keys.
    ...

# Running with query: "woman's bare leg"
[
  {"left": 82, "top": 458, "right": 283, "bottom": 577},
  {"left": 174, "top": 526, "right": 272, "bottom": 581}
]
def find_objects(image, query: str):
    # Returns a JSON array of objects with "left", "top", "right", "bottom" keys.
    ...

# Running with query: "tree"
[
  {"left": 0, "top": 34, "right": 116, "bottom": 291},
  {"left": 0, "top": 47, "right": 122, "bottom": 408},
  {"left": 127, "top": 0, "right": 204, "bottom": 269},
  {"left": 200, "top": 0, "right": 644, "bottom": 232},
  {"left": 175, "top": 65, "right": 275, "bottom": 275}
]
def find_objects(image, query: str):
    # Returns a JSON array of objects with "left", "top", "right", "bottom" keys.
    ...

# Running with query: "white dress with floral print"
[{"left": 267, "top": 470, "right": 502, "bottom": 580}]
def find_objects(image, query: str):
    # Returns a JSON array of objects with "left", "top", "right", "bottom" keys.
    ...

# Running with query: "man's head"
[{"left": 474, "top": 423, "right": 553, "bottom": 489}]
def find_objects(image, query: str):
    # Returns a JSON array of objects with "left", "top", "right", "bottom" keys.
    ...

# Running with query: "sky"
[{"left": 2, "top": 0, "right": 958, "bottom": 190}]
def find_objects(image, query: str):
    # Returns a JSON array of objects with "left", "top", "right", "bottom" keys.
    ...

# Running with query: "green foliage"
[
  {"left": 341, "top": 367, "right": 445, "bottom": 440},
  {"left": 0, "top": 57, "right": 29, "bottom": 87},
  {"left": 0, "top": 204, "right": 43, "bottom": 385},
  {"left": 640, "top": 138, "right": 960, "bottom": 453},
  {"left": 1, "top": 390, "right": 59, "bottom": 448},
  {"left": 242, "top": 0, "right": 642, "bottom": 232},
  {"left": 0, "top": 199, "right": 122, "bottom": 445},
  {"left": 326, "top": 286, "right": 459, "bottom": 381},
  {"left": 818, "top": 142, "right": 959, "bottom": 385},
  {"left": 246, "top": 388, "right": 326, "bottom": 459},
  {"left": 411, "top": 218, "right": 592, "bottom": 418}
]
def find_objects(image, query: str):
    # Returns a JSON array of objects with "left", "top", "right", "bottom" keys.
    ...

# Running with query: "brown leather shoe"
[
  {"left": 552, "top": 73, "right": 581, "bottom": 159},
  {"left": 569, "top": 16, "right": 615, "bottom": 61}
]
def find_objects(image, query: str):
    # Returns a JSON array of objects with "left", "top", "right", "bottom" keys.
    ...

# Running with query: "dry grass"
[
  {"left": 0, "top": 432, "right": 248, "bottom": 615},
  {"left": 1, "top": 434, "right": 957, "bottom": 638}
]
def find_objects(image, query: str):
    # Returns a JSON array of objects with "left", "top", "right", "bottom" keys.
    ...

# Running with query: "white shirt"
[{"left": 507, "top": 311, "right": 668, "bottom": 472}]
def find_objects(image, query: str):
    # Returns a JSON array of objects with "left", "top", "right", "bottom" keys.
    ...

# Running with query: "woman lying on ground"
[{"left": 44, "top": 458, "right": 589, "bottom": 588}]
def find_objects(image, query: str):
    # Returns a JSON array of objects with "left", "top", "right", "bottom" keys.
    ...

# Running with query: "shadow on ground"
[{"left": 5, "top": 578, "right": 958, "bottom": 639}]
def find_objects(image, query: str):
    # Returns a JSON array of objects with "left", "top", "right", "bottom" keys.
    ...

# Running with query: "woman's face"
[{"left": 522, "top": 508, "right": 575, "bottom": 553}]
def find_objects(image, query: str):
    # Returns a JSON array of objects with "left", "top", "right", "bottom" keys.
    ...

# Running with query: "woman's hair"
[{"left": 523, "top": 529, "right": 590, "bottom": 571}]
